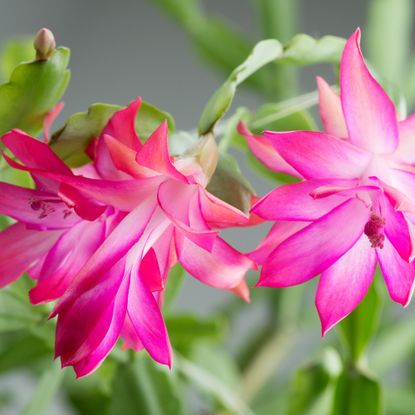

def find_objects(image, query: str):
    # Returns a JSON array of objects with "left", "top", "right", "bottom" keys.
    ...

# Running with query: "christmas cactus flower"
[
  {"left": 240, "top": 28, "right": 415, "bottom": 334},
  {"left": 4, "top": 98, "right": 255, "bottom": 376}
]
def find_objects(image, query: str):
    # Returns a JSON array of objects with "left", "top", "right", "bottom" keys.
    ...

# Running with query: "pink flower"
[
  {"left": 24, "top": 98, "right": 255, "bottom": 376},
  {"left": 240, "top": 28, "right": 415, "bottom": 334}
]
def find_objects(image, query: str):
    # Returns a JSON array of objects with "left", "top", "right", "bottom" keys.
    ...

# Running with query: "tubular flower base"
[
  {"left": 240, "top": 28, "right": 415, "bottom": 334},
  {"left": 0, "top": 99, "right": 255, "bottom": 377}
]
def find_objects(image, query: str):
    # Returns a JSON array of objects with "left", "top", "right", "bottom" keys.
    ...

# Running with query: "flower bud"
[
  {"left": 196, "top": 133, "right": 218, "bottom": 182},
  {"left": 34, "top": 28, "right": 56, "bottom": 61}
]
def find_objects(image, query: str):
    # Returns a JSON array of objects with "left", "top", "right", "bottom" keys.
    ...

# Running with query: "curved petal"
[
  {"left": 317, "top": 77, "right": 347, "bottom": 137},
  {"left": 257, "top": 198, "right": 370, "bottom": 287},
  {"left": 103, "top": 135, "right": 153, "bottom": 178},
  {"left": 252, "top": 180, "right": 347, "bottom": 221},
  {"left": 55, "top": 260, "right": 126, "bottom": 365},
  {"left": 199, "top": 187, "right": 249, "bottom": 228},
  {"left": 102, "top": 98, "right": 142, "bottom": 151},
  {"left": 30, "top": 220, "right": 106, "bottom": 304},
  {"left": 94, "top": 98, "right": 142, "bottom": 179},
  {"left": 340, "top": 29, "right": 398, "bottom": 154},
  {"left": 51, "top": 198, "right": 156, "bottom": 317},
  {"left": 175, "top": 232, "right": 256, "bottom": 290},
  {"left": 157, "top": 180, "right": 217, "bottom": 251},
  {"left": 0, "top": 223, "right": 61, "bottom": 288},
  {"left": 237, "top": 122, "right": 300, "bottom": 176},
  {"left": 250, "top": 221, "right": 310, "bottom": 264},
  {"left": 126, "top": 265, "right": 172, "bottom": 367},
  {"left": 377, "top": 237, "right": 415, "bottom": 306},
  {"left": 72, "top": 273, "right": 130, "bottom": 378},
  {"left": 136, "top": 121, "right": 186, "bottom": 182},
  {"left": 382, "top": 194, "right": 412, "bottom": 261},
  {"left": 264, "top": 130, "right": 371, "bottom": 180},
  {"left": 316, "top": 235, "right": 376, "bottom": 335},
  {"left": 2, "top": 129, "right": 72, "bottom": 175}
]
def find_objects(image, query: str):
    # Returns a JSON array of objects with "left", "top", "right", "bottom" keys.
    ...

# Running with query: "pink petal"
[
  {"left": 264, "top": 130, "right": 371, "bottom": 180},
  {"left": 29, "top": 220, "right": 106, "bottom": 304},
  {"left": 175, "top": 232, "right": 256, "bottom": 290},
  {"left": 41, "top": 172, "right": 162, "bottom": 212},
  {"left": 157, "top": 180, "right": 217, "bottom": 251},
  {"left": 52, "top": 199, "right": 156, "bottom": 317},
  {"left": 316, "top": 235, "right": 376, "bottom": 335},
  {"left": 252, "top": 180, "right": 347, "bottom": 221},
  {"left": 72, "top": 273, "right": 130, "bottom": 378},
  {"left": 382, "top": 194, "right": 412, "bottom": 261},
  {"left": 136, "top": 121, "right": 186, "bottom": 182},
  {"left": 0, "top": 223, "right": 61, "bottom": 287},
  {"left": 55, "top": 260, "right": 126, "bottom": 365},
  {"left": 237, "top": 122, "right": 300, "bottom": 176},
  {"left": 250, "top": 221, "right": 310, "bottom": 264},
  {"left": 102, "top": 98, "right": 142, "bottom": 151},
  {"left": 340, "top": 29, "right": 398, "bottom": 154},
  {"left": 126, "top": 263, "right": 172, "bottom": 367},
  {"left": 377, "top": 237, "right": 415, "bottom": 306},
  {"left": 317, "top": 77, "right": 347, "bottom": 137},
  {"left": 258, "top": 198, "right": 370, "bottom": 287},
  {"left": 103, "top": 135, "right": 153, "bottom": 178},
  {"left": 94, "top": 98, "right": 142, "bottom": 179},
  {"left": 394, "top": 113, "right": 415, "bottom": 164},
  {"left": 198, "top": 187, "right": 249, "bottom": 228},
  {"left": 121, "top": 313, "right": 144, "bottom": 351},
  {"left": 2, "top": 129, "right": 71, "bottom": 175}
]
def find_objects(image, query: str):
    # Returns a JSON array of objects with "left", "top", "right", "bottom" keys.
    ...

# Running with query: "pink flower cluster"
[{"left": 1, "top": 28, "right": 415, "bottom": 376}]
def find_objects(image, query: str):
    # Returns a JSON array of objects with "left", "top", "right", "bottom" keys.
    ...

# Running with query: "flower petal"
[
  {"left": 264, "top": 130, "right": 371, "bottom": 180},
  {"left": 136, "top": 121, "right": 186, "bottom": 182},
  {"left": 316, "top": 235, "right": 376, "bottom": 335},
  {"left": 250, "top": 221, "right": 310, "bottom": 264},
  {"left": 258, "top": 198, "right": 370, "bottom": 287},
  {"left": 0, "top": 223, "right": 61, "bottom": 287},
  {"left": 29, "top": 220, "right": 106, "bottom": 304},
  {"left": 237, "top": 122, "right": 300, "bottom": 176},
  {"left": 198, "top": 187, "right": 249, "bottom": 228},
  {"left": 72, "top": 273, "right": 130, "bottom": 378},
  {"left": 252, "top": 180, "right": 347, "bottom": 221},
  {"left": 377, "top": 237, "right": 415, "bottom": 306},
  {"left": 55, "top": 260, "right": 126, "bottom": 365},
  {"left": 340, "top": 29, "right": 398, "bottom": 154},
  {"left": 126, "top": 262, "right": 172, "bottom": 367},
  {"left": 317, "top": 77, "right": 347, "bottom": 137},
  {"left": 175, "top": 232, "right": 256, "bottom": 290},
  {"left": 52, "top": 199, "right": 156, "bottom": 317}
]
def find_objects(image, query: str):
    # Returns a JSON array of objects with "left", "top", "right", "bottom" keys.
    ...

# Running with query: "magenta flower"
[
  {"left": 20, "top": 98, "right": 255, "bottom": 376},
  {"left": 240, "top": 28, "right": 415, "bottom": 334}
]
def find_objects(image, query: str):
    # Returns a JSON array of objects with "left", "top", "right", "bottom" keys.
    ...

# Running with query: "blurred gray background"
[{"left": 0, "top": 1, "right": 374, "bottom": 413}]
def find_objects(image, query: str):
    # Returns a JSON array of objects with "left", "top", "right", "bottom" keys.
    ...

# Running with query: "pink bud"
[{"left": 34, "top": 28, "right": 56, "bottom": 61}]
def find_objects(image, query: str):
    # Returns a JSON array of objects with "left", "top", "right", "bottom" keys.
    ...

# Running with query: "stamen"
[{"left": 364, "top": 212, "right": 385, "bottom": 248}]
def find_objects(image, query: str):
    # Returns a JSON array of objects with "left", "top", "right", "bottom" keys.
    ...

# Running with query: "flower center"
[
  {"left": 364, "top": 212, "right": 385, "bottom": 248},
  {"left": 29, "top": 198, "right": 72, "bottom": 219}
]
